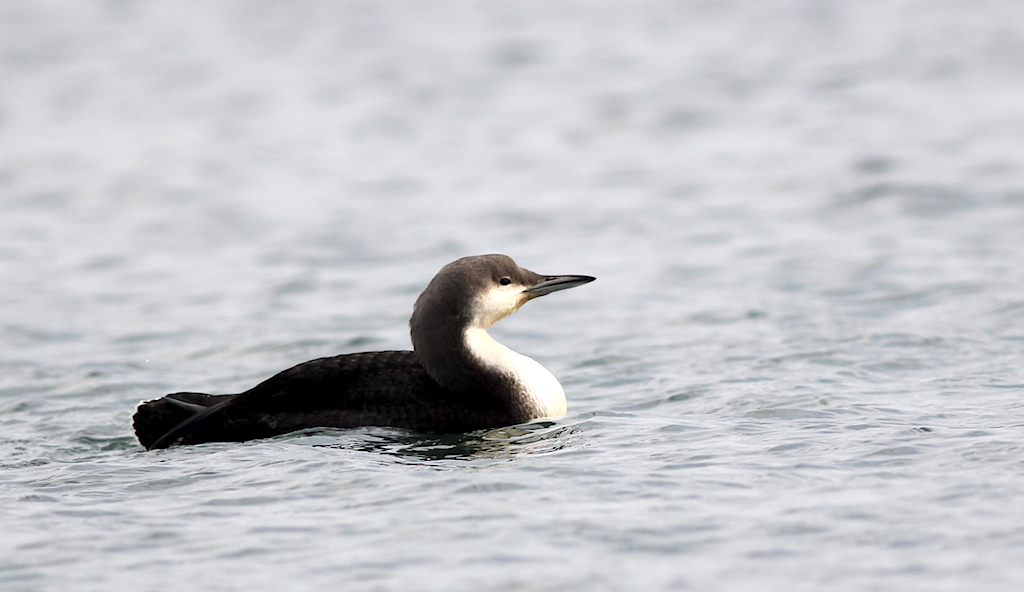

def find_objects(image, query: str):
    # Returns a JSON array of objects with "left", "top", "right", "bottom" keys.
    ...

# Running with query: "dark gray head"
[
  {"left": 409, "top": 255, "right": 594, "bottom": 385},
  {"left": 412, "top": 254, "right": 594, "bottom": 330}
]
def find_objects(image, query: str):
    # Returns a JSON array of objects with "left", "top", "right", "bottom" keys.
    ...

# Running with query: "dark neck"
[
  {"left": 410, "top": 304, "right": 489, "bottom": 394},
  {"left": 409, "top": 282, "right": 516, "bottom": 399}
]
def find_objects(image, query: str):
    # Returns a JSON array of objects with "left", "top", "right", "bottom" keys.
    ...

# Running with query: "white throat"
[{"left": 462, "top": 327, "right": 567, "bottom": 420}]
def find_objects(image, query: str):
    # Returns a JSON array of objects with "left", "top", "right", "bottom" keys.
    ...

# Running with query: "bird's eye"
[{"left": 499, "top": 277, "right": 511, "bottom": 286}]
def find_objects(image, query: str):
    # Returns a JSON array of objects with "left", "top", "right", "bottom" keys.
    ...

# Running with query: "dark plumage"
[{"left": 133, "top": 255, "right": 594, "bottom": 450}]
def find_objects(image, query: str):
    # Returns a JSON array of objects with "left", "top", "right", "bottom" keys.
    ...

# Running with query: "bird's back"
[{"left": 133, "top": 350, "right": 526, "bottom": 449}]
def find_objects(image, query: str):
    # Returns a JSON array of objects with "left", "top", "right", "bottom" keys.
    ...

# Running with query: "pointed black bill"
[{"left": 523, "top": 274, "right": 596, "bottom": 297}]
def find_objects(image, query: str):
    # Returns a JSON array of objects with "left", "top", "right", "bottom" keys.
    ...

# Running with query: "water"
[{"left": 3, "top": 1, "right": 1024, "bottom": 590}]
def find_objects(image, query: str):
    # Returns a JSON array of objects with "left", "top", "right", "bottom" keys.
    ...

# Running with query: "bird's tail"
[{"left": 132, "top": 392, "right": 234, "bottom": 450}]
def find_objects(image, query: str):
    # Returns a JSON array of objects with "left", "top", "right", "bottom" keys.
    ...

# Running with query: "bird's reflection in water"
[{"left": 280, "top": 420, "right": 586, "bottom": 462}]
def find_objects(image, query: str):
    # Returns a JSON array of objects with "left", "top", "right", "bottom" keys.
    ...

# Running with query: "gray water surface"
[{"left": 3, "top": 1, "right": 1024, "bottom": 590}]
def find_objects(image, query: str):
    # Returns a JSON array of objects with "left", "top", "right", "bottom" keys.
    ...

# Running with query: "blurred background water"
[{"left": 2, "top": 1, "right": 1024, "bottom": 590}]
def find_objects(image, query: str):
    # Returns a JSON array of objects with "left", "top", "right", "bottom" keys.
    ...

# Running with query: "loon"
[{"left": 132, "top": 254, "right": 595, "bottom": 450}]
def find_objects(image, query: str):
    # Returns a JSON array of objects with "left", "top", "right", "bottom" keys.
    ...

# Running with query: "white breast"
[{"left": 463, "top": 327, "right": 567, "bottom": 420}]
